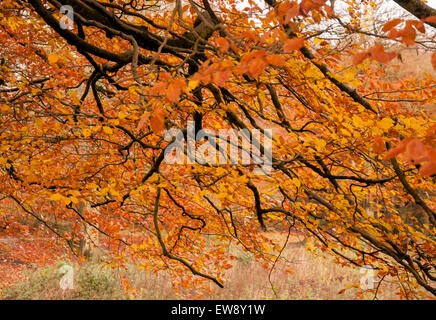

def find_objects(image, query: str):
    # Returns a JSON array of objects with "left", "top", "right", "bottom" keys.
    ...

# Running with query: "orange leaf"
[
  {"left": 419, "top": 160, "right": 436, "bottom": 177},
  {"left": 47, "top": 53, "right": 59, "bottom": 64},
  {"left": 166, "top": 83, "right": 182, "bottom": 103},
  {"left": 352, "top": 52, "right": 368, "bottom": 65},
  {"left": 373, "top": 135, "right": 385, "bottom": 154},
  {"left": 137, "top": 111, "right": 149, "bottom": 131},
  {"left": 248, "top": 58, "right": 268, "bottom": 79},
  {"left": 419, "top": 149, "right": 436, "bottom": 177},
  {"left": 266, "top": 54, "right": 286, "bottom": 66},
  {"left": 368, "top": 45, "right": 397, "bottom": 64},
  {"left": 215, "top": 37, "right": 229, "bottom": 52},
  {"left": 324, "top": 5, "right": 333, "bottom": 17},
  {"left": 403, "top": 139, "right": 427, "bottom": 164},
  {"left": 411, "top": 20, "right": 425, "bottom": 33},
  {"left": 388, "top": 28, "right": 399, "bottom": 40},
  {"left": 150, "top": 114, "right": 165, "bottom": 134},
  {"left": 427, "top": 148, "right": 436, "bottom": 163},
  {"left": 277, "top": 1, "right": 300, "bottom": 24},
  {"left": 299, "top": 0, "right": 313, "bottom": 16},
  {"left": 398, "top": 23, "right": 417, "bottom": 45},
  {"left": 422, "top": 16, "right": 436, "bottom": 24},
  {"left": 384, "top": 138, "right": 412, "bottom": 160},
  {"left": 382, "top": 19, "right": 402, "bottom": 32},
  {"left": 212, "top": 70, "right": 232, "bottom": 87},
  {"left": 285, "top": 3, "right": 300, "bottom": 22},
  {"left": 284, "top": 37, "right": 304, "bottom": 52}
]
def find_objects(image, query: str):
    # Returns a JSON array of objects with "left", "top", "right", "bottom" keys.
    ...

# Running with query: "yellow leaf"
[
  {"left": 352, "top": 115, "right": 365, "bottom": 128},
  {"left": 62, "top": 197, "right": 72, "bottom": 205},
  {"left": 314, "top": 138, "right": 326, "bottom": 150},
  {"left": 292, "top": 178, "right": 301, "bottom": 188},
  {"left": 49, "top": 193, "right": 63, "bottom": 201},
  {"left": 188, "top": 80, "right": 200, "bottom": 91},
  {"left": 69, "top": 196, "right": 79, "bottom": 204},
  {"left": 217, "top": 192, "right": 228, "bottom": 199},
  {"left": 103, "top": 126, "right": 113, "bottom": 135},
  {"left": 377, "top": 117, "right": 394, "bottom": 131},
  {"left": 47, "top": 53, "right": 59, "bottom": 64},
  {"left": 82, "top": 128, "right": 91, "bottom": 138}
]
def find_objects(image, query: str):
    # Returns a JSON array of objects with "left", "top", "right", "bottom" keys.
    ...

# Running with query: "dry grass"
[{"left": 1, "top": 232, "right": 405, "bottom": 300}]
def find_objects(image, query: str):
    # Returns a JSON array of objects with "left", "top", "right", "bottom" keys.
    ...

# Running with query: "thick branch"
[{"left": 392, "top": 0, "right": 436, "bottom": 29}]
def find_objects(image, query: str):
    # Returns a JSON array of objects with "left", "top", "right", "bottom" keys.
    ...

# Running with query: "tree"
[{"left": 0, "top": 0, "right": 435, "bottom": 298}]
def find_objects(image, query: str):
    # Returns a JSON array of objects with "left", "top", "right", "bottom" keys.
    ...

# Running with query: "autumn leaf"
[
  {"left": 299, "top": 0, "right": 325, "bottom": 16},
  {"left": 82, "top": 128, "right": 91, "bottom": 138},
  {"left": 49, "top": 193, "right": 63, "bottom": 201},
  {"left": 324, "top": 5, "right": 333, "bottom": 17},
  {"left": 187, "top": 80, "right": 200, "bottom": 91},
  {"left": 403, "top": 139, "right": 428, "bottom": 164},
  {"left": 373, "top": 135, "right": 385, "bottom": 154},
  {"left": 265, "top": 54, "right": 286, "bottom": 66},
  {"left": 411, "top": 20, "right": 425, "bottom": 33},
  {"left": 47, "top": 53, "right": 59, "bottom": 64},
  {"left": 212, "top": 70, "right": 232, "bottom": 87},
  {"left": 137, "top": 111, "right": 149, "bottom": 131},
  {"left": 215, "top": 37, "right": 229, "bottom": 52},
  {"left": 384, "top": 138, "right": 412, "bottom": 160},
  {"left": 284, "top": 37, "right": 304, "bottom": 52},
  {"left": 277, "top": 1, "right": 300, "bottom": 24},
  {"left": 150, "top": 114, "right": 165, "bottom": 133},
  {"left": 248, "top": 58, "right": 268, "bottom": 79},
  {"left": 422, "top": 16, "right": 436, "bottom": 24},
  {"left": 352, "top": 52, "right": 368, "bottom": 65},
  {"left": 166, "top": 83, "right": 182, "bottom": 103},
  {"left": 420, "top": 161, "right": 436, "bottom": 177},
  {"left": 419, "top": 150, "right": 436, "bottom": 176},
  {"left": 382, "top": 19, "right": 403, "bottom": 32},
  {"left": 377, "top": 117, "right": 395, "bottom": 131},
  {"left": 103, "top": 126, "right": 113, "bottom": 135},
  {"left": 368, "top": 45, "right": 397, "bottom": 64}
]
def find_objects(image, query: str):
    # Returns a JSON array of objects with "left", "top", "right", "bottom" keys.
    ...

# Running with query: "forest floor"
[{"left": 0, "top": 230, "right": 409, "bottom": 300}]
